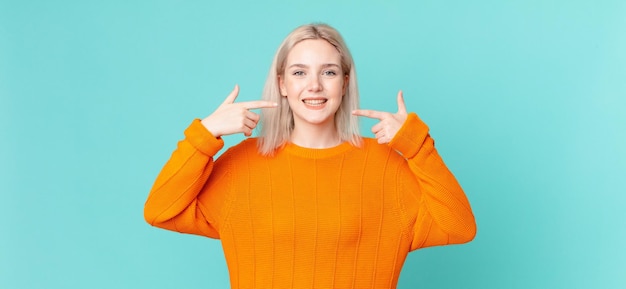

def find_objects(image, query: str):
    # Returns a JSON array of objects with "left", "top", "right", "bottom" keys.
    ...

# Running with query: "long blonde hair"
[{"left": 257, "top": 23, "right": 361, "bottom": 155}]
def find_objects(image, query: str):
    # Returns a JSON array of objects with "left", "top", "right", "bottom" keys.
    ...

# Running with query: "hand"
[
  {"left": 352, "top": 90, "right": 408, "bottom": 144},
  {"left": 201, "top": 85, "right": 277, "bottom": 138}
]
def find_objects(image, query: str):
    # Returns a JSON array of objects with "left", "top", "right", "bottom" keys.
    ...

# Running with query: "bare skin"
[
  {"left": 353, "top": 90, "right": 408, "bottom": 144},
  {"left": 279, "top": 39, "right": 347, "bottom": 148},
  {"left": 201, "top": 83, "right": 409, "bottom": 145},
  {"left": 201, "top": 85, "right": 278, "bottom": 138}
]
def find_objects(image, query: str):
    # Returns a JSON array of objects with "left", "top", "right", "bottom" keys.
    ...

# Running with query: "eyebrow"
[{"left": 287, "top": 63, "right": 341, "bottom": 69}]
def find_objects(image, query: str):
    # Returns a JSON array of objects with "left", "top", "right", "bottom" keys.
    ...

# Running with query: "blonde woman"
[{"left": 144, "top": 23, "right": 476, "bottom": 288}]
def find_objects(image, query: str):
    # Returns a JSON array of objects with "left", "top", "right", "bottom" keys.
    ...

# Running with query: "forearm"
[
  {"left": 144, "top": 119, "right": 224, "bottom": 228},
  {"left": 390, "top": 113, "right": 476, "bottom": 249},
  {"left": 409, "top": 138, "right": 476, "bottom": 246}
]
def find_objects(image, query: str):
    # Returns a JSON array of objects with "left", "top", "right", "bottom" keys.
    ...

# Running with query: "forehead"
[{"left": 286, "top": 39, "right": 341, "bottom": 65}]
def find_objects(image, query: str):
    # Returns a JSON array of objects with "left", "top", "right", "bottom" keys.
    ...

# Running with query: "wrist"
[{"left": 200, "top": 118, "right": 222, "bottom": 139}]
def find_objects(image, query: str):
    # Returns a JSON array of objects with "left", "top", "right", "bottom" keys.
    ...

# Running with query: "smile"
[{"left": 302, "top": 99, "right": 328, "bottom": 106}]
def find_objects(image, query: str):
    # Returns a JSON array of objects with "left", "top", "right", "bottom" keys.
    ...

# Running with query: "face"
[{"left": 279, "top": 39, "right": 348, "bottom": 128}]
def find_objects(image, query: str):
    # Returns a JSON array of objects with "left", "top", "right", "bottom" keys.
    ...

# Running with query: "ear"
[
  {"left": 343, "top": 74, "right": 349, "bottom": 95},
  {"left": 278, "top": 75, "right": 287, "bottom": 96}
]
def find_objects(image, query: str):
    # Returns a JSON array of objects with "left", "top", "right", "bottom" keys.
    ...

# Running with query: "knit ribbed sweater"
[{"left": 144, "top": 112, "right": 476, "bottom": 289}]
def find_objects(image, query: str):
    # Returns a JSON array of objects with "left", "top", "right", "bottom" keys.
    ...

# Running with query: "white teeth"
[{"left": 303, "top": 99, "right": 327, "bottom": 105}]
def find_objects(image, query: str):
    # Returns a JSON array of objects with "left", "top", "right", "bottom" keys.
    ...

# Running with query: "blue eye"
[
  {"left": 323, "top": 70, "right": 337, "bottom": 76},
  {"left": 292, "top": 71, "right": 305, "bottom": 76}
]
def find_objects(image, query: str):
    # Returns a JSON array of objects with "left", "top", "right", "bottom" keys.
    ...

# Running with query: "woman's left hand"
[{"left": 353, "top": 90, "right": 408, "bottom": 144}]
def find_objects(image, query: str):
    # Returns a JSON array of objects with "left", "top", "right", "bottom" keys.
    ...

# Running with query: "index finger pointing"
[
  {"left": 242, "top": 100, "right": 279, "bottom": 110},
  {"left": 352, "top": 109, "right": 387, "bottom": 120}
]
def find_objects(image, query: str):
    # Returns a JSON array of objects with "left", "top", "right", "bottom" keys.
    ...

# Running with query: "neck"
[{"left": 290, "top": 121, "right": 341, "bottom": 149}]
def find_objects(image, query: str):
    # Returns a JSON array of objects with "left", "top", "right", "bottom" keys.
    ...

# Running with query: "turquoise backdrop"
[{"left": 1, "top": 1, "right": 625, "bottom": 288}]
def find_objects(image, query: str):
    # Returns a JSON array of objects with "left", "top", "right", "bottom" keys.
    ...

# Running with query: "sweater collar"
[{"left": 282, "top": 141, "right": 355, "bottom": 159}]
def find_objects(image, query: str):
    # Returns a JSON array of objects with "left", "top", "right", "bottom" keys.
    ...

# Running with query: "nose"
[{"left": 308, "top": 75, "right": 322, "bottom": 92}]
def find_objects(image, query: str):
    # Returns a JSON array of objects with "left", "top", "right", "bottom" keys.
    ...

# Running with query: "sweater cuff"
[
  {"left": 184, "top": 119, "right": 225, "bottom": 156},
  {"left": 388, "top": 112, "right": 429, "bottom": 159}
]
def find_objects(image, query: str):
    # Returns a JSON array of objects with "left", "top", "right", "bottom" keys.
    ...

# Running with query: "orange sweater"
[{"left": 144, "top": 113, "right": 476, "bottom": 289}]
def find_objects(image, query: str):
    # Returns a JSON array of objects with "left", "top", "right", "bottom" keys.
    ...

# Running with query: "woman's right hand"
[{"left": 201, "top": 85, "right": 278, "bottom": 138}]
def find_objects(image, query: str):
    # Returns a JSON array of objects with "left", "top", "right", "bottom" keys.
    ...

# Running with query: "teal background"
[{"left": 1, "top": 0, "right": 625, "bottom": 288}]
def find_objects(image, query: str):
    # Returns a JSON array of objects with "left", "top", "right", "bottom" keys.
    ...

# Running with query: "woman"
[{"left": 144, "top": 23, "right": 476, "bottom": 288}]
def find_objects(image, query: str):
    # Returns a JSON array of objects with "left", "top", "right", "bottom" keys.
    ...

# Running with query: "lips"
[{"left": 302, "top": 98, "right": 328, "bottom": 106}]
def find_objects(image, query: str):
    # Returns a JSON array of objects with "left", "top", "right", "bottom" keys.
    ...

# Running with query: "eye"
[
  {"left": 323, "top": 70, "right": 338, "bottom": 77},
  {"left": 292, "top": 70, "right": 305, "bottom": 76}
]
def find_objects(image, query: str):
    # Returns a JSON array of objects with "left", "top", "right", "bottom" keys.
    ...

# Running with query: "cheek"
[
  {"left": 326, "top": 79, "right": 345, "bottom": 96},
  {"left": 285, "top": 82, "right": 300, "bottom": 101},
  {"left": 285, "top": 79, "right": 305, "bottom": 95}
]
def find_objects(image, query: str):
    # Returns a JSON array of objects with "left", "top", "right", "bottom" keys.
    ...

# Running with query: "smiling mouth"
[{"left": 302, "top": 99, "right": 327, "bottom": 106}]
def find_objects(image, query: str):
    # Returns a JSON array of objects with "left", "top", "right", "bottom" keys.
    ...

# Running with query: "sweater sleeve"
[
  {"left": 389, "top": 113, "right": 476, "bottom": 251},
  {"left": 143, "top": 119, "right": 228, "bottom": 239}
]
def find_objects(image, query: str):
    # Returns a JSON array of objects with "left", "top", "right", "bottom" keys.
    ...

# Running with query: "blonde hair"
[{"left": 257, "top": 23, "right": 361, "bottom": 155}]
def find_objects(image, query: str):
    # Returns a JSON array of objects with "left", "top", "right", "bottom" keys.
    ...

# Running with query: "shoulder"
[
  {"left": 225, "top": 137, "right": 258, "bottom": 152},
  {"left": 357, "top": 138, "right": 415, "bottom": 182},
  {"left": 218, "top": 138, "right": 261, "bottom": 160},
  {"left": 360, "top": 137, "right": 392, "bottom": 153},
  {"left": 359, "top": 137, "right": 405, "bottom": 161},
  {"left": 212, "top": 138, "right": 264, "bottom": 174}
]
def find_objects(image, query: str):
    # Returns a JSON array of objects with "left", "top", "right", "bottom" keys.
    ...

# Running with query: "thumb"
[
  {"left": 221, "top": 84, "right": 240, "bottom": 105},
  {"left": 396, "top": 90, "right": 407, "bottom": 114}
]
